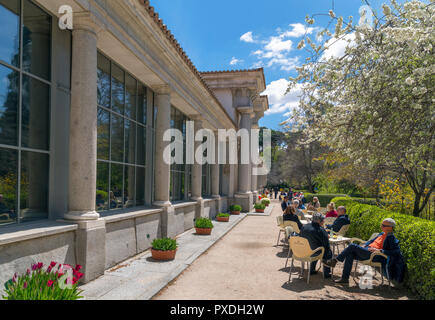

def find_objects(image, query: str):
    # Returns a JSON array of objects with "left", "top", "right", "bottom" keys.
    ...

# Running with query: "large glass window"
[
  {"left": 96, "top": 52, "right": 152, "bottom": 211},
  {"left": 0, "top": 0, "right": 51, "bottom": 226},
  {"left": 170, "top": 107, "right": 191, "bottom": 202}
]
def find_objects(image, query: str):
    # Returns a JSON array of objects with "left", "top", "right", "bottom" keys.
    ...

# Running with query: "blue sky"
[{"left": 150, "top": 0, "right": 387, "bottom": 130}]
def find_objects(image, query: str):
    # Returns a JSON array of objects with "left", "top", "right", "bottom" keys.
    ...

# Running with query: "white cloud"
[
  {"left": 264, "top": 36, "right": 293, "bottom": 53},
  {"left": 244, "top": 23, "right": 316, "bottom": 72},
  {"left": 240, "top": 31, "right": 255, "bottom": 43},
  {"left": 281, "top": 23, "right": 315, "bottom": 38},
  {"left": 321, "top": 33, "right": 356, "bottom": 60},
  {"left": 230, "top": 57, "right": 243, "bottom": 66},
  {"left": 262, "top": 79, "right": 303, "bottom": 115}
]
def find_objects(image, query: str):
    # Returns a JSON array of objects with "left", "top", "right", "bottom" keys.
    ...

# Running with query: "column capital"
[
  {"left": 154, "top": 84, "right": 171, "bottom": 95},
  {"left": 237, "top": 106, "right": 254, "bottom": 114},
  {"left": 73, "top": 12, "right": 105, "bottom": 36}
]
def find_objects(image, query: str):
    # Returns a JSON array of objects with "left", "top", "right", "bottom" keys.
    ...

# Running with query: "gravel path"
[{"left": 154, "top": 200, "right": 412, "bottom": 300}]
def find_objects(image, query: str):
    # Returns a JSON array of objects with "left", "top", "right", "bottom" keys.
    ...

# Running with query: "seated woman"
[
  {"left": 325, "top": 202, "right": 338, "bottom": 218},
  {"left": 307, "top": 197, "right": 321, "bottom": 211},
  {"left": 325, "top": 218, "right": 405, "bottom": 285},
  {"left": 283, "top": 205, "right": 304, "bottom": 233},
  {"left": 297, "top": 197, "right": 306, "bottom": 210},
  {"left": 292, "top": 200, "right": 306, "bottom": 220}
]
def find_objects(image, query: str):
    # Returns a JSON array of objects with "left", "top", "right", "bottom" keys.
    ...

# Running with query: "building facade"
[{"left": 0, "top": 0, "right": 268, "bottom": 285}]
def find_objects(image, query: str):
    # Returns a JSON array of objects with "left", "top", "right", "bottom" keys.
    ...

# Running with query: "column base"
[
  {"left": 153, "top": 200, "right": 172, "bottom": 208},
  {"left": 234, "top": 192, "right": 254, "bottom": 213},
  {"left": 64, "top": 211, "right": 100, "bottom": 221},
  {"left": 72, "top": 218, "right": 106, "bottom": 284}
]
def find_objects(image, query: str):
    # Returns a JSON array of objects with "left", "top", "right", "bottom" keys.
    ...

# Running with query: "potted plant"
[
  {"left": 3, "top": 262, "right": 84, "bottom": 300},
  {"left": 151, "top": 238, "right": 178, "bottom": 261},
  {"left": 216, "top": 213, "right": 230, "bottom": 222},
  {"left": 195, "top": 218, "right": 214, "bottom": 235},
  {"left": 261, "top": 198, "right": 271, "bottom": 207},
  {"left": 230, "top": 205, "right": 242, "bottom": 215},
  {"left": 254, "top": 203, "right": 266, "bottom": 213}
]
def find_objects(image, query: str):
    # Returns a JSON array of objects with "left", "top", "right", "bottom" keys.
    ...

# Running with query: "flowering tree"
[{"left": 286, "top": 0, "right": 434, "bottom": 216}]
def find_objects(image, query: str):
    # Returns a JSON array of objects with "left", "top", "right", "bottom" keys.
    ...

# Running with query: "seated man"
[
  {"left": 281, "top": 196, "right": 289, "bottom": 212},
  {"left": 283, "top": 206, "right": 304, "bottom": 232},
  {"left": 326, "top": 206, "right": 350, "bottom": 233},
  {"left": 326, "top": 218, "right": 405, "bottom": 285},
  {"left": 307, "top": 197, "right": 321, "bottom": 211},
  {"left": 300, "top": 213, "right": 333, "bottom": 278}
]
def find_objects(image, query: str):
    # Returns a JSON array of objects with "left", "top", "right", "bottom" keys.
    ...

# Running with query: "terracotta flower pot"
[
  {"left": 230, "top": 211, "right": 241, "bottom": 215},
  {"left": 151, "top": 249, "right": 177, "bottom": 261},
  {"left": 256, "top": 209, "right": 265, "bottom": 213},
  {"left": 195, "top": 228, "right": 213, "bottom": 235},
  {"left": 217, "top": 216, "right": 230, "bottom": 222}
]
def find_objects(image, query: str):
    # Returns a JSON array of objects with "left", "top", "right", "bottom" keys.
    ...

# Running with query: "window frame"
[{"left": 0, "top": 0, "right": 54, "bottom": 226}]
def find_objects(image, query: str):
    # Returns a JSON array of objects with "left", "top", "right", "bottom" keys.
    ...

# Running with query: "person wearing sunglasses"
[{"left": 324, "top": 218, "right": 405, "bottom": 285}]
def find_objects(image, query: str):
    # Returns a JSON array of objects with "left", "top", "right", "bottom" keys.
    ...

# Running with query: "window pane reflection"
[
  {"left": 97, "top": 53, "right": 111, "bottom": 108},
  {"left": 125, "top": 120, "right": 136, "bottom": 165},
  {"left": 125, "top": 74, "right": 136, "bottom": 120},
  {"left": 0, "top": 148, "right": 17, "bottom": 225},
  {"left": 137, "top": 85, "right": 147, "bottom": 125},
  {"left": 23, "top": 0, "right": 51, "bottom": 80},
  {"left": 21, "top": 74, "right": 50, "bottom": 151},
  {"left": 136, "top": 167, "right": 145, "bottom": 206},
  {"left": 20, "top": 151, "right": 49, "bottom": 222},
  {"left": 96, "top": 162, "right": 109, "bottom": 211},
  {"left": 0, "top": 0, "right": 20, "bottom": 67},
  {"left": 110, "top": 163, "right": 123, "bottom": 210},
  {"left": 0, "top": 64, "right": 19, "bottom": 146},
  {"left": 111, "top": 63, "right": 124, "bottom": 115},
  {"left": 124, "top": 165, "right": 135, "bottom": 208},
  {"left": 111, "top": 114, "right": 124, "bottom": 162},
  {"left": 97, "top": 108, "right": 109, "bottom": 160}
]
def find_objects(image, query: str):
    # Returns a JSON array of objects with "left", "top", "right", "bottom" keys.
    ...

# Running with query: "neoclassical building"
[{"left": 0, "top": 0, "right": 268, "bottom": 285}]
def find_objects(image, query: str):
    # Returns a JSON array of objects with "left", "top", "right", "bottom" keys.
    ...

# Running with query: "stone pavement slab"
[{"left": 80, "top": 212, "right": 247, "bottom": 300}]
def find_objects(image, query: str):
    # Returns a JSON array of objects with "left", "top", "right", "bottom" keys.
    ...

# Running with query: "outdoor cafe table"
[{"left": 329, "top": 236, "right": 352, "bottom": 256}]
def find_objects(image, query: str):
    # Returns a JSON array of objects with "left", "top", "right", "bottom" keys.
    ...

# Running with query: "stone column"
[
  {"left": 251, "top": 116, "right": 260, "bottom": 203},
  {"left": 211, "top": 131, "right": 221, "bottom": 216},
  {"left": 211, "top": 130, "right": 220, "bottom": 199},
  {"left": 235, "top": 107, "right": 254, "bottom": 212},
  {"left": 153, "top": 85, "right": 171, "bottom": 207},
  {"left": 65, "top": 18, "right": 100, "bottom": 222},
  {"left": 153, "top": 85, "right": 177, "bottom": 238},
  {"left": 64, "top": 14, "right": 106, "bottom": 284},
  {"left": 190, "top": 115, "right": 204, "bottom": 218}
]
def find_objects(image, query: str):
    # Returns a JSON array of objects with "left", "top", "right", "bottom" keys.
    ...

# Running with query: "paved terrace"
[{"left": 81, "top": 200, "right": 412, "bottom": 300}]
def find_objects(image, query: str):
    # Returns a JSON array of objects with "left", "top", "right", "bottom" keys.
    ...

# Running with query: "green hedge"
[
  {"left": 332, "top": 197, "right": 435, "bottom": 300},
  {"left": 304, "top": 193, "right": 350, "bottom": 207}
]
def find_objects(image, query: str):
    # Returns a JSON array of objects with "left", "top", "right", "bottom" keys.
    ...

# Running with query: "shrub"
[
  {"left": 304, "top": 193, "right": 349, "bottom": 207},
  {"left": 3, "top": 262, "right": 84, "bottom": 300},
  {"left": 195, "top": 218, "right": 214, "bottom": 229},
  {"left": 152, "top": 238, "right": 177, "bottom": 251},
  {"left": 254, "top": 203, "right": 266, "bottom": 210},
  {"left": 230, "top": 205, "right": 242, "bottom": 212},
  {"left": 332, "top": 197, "right": 435, "bottom": 300},
  {"left": 217, "top": 213, "right": 230, "bottom": 218},
  {"left": 261, "top": 199, "right": 271, "bottom": 205}
]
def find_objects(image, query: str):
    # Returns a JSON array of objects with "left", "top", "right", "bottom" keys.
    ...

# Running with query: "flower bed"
[{"left": 3, "top": 262, "right": 84, "bottom": 300}]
